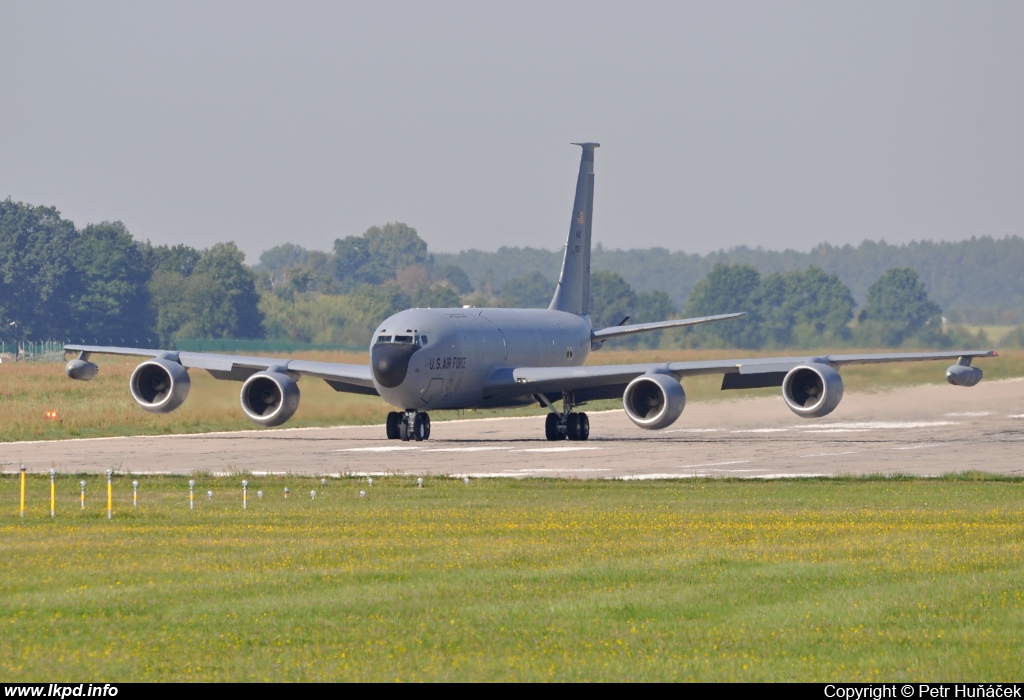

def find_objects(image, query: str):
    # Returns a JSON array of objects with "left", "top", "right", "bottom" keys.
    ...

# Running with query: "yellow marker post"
[
  {"left": 106, "top": 470, "right": 112, "bottom": 520},
  {"left": 189, "top": 480, "right": 195, "bottom": 510},
  {"left": 19, "top": 465, "right": 26, "bottom": 518},
  {"left": 242, "top": 480, "right": 248, "bottom": 511},
  {"left": 80, "top": 480, "right": 86, "bottom": 510},
  {"left": 49, "top": 469, "right": 56, "bottom": 518},
  {"left": 132, "top": 480, "right": 139, "bottom": 509}
]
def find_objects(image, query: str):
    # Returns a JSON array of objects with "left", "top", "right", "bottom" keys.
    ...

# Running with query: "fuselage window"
[
  {"left": 375, "top": 335, "right": 393, "bottom": 344},
  {"left": 394, "top": 335, "right": 414, "bottom": 344}
]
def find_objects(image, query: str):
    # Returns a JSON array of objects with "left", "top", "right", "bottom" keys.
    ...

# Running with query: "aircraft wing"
[
  {"left": 63, "top": 344, "right": 379, "bottom": 396},
  {"left": 484, "top": 350, "right": 998, "bottom": 401}
]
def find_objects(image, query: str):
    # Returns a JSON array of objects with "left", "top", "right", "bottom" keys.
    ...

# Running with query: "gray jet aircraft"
[{"left": 64, "top": 143, "right": 996, "bottom": 441}]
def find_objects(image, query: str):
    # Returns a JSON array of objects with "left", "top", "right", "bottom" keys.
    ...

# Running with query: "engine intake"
[
  {"left": 782, "top": 363, "right": 844, "bottom": 418},
  {"left": 240, "top": 371, "right": 300, "bottom": 427},
  {"left": 130, "top": 358, "right": 191, "bottom": 414},
  {"left": 623, "top": 372, "right": 686, "bottom": 430}
]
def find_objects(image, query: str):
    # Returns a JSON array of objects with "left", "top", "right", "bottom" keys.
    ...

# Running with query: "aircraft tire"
[
  {"left": 576, "top": 413, "right": 590, "bottom": 441},
  {"left": 386, "top": 412, "right": 402, "bottom": 440},
  {"left": 413, "top": 412, "right": 429, "bottom": 441},
  {"left": 545, "top": 413, "right": 563, "bottom": 441},
  {"left": 399, "top": 418, "right": 412, "bottom": 441}
]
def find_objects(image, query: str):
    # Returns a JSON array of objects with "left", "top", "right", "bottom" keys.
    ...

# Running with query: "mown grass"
[
  {"left": 2, "top": 348, "right": 1020, "bottom": 443},
  {"left": 1, "top": 474, "right": 1022, "bottom": 681}
]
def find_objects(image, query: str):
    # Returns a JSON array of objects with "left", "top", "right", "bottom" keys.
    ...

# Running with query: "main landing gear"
[
  {"left": 539, "top": 392, "right": 590, "bottom": 441},
  {"left": 386, "top": 410, "right": 431, "bottom": 441}
]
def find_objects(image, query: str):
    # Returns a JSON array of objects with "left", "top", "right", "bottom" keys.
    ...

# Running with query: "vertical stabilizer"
[{"left": 549, "top": 142, "right": 599, "bottom": 316}]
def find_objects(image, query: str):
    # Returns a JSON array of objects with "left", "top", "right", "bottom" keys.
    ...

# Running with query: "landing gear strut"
[
  {"left": 386, "top": 411, "right": 431, "bottom": 441},
  {"left": 539, "top": 392, "right": 589, "bottom": 441}
]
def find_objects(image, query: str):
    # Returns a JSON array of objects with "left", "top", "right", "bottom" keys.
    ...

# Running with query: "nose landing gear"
[
  {"left": 539, "top": 392, "right": 589, "bottom": 441},
  {"left": 386, "top": 411, "right": 431, "bottom": 441}
]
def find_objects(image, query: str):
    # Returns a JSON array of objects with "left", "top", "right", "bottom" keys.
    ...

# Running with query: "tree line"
[{"left": 0, "top": 197, "right": 1006, "bottom": 352}]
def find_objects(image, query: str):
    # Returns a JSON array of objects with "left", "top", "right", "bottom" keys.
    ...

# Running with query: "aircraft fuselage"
[{"left": 370, "top": 307, "right": 591, "bottom": 411}]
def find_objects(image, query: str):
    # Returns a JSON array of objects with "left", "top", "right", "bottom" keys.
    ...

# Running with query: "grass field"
[
  {"left": 2, "top": 348, "right": 1021, "bottom": 443},
  {"left": 1, "top": 473, "right": 1022, "bottom": 681}
]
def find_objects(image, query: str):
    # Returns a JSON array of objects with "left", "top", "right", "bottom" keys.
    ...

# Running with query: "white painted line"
[
  {"left": 729, "top": 428, "right": 789, "bottom": 434},
  {"left": 498, "top": 468, "right": 612, "bottom": 474},
  {"left": 892, "top": 443, "right": 948, "bottom": 451},
  {"left": 802, "top": 421, "right": 957, "bottom": 430},
  {"left": 1009, "top": 414, "right": 1024, "bottom": 419},
  {"left": 802, "top": 429, "right": 871, "bottom": 434},
  {"left": 337, "top": 446, "right": 420, "bottom": 452},
  {"left": 801, "top": 451, "right": 858, "bottom": 458},
  {"left": 424, "top": 446, "right": 510, "bottom": 452},
  {"left": 664, "top": 428, "right": 721, "bottom": 433},
  {"left": 615, "top": 472, "right": 830, "bottom": 481},
  {"left": 945, "top": 412, "right": 992, "bottom": 417},
  {"left": 514, "top": 446, "right": 601, "bottom": 453},
  {"left": 674, "top": 460, "right": 752, "bottom": 470}
]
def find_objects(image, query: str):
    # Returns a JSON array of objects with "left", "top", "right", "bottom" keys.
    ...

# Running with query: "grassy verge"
[
  {"left": 1, "top": 474, "right": 1021, "bottom": 681},
  {"left": 2, "top": 348, "right": 1020, "bottom": 443}
]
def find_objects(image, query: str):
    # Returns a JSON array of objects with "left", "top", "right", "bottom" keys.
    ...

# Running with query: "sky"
[{"left": 2, "top": 1, "right": 1022, "bottom": 263}]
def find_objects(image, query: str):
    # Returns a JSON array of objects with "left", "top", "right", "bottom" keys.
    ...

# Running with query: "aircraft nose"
[{"left": 371, "top": 343, "right": 419, "bottom": 389}]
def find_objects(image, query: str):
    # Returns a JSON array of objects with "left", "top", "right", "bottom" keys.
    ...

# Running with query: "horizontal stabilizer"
[{"left": 591, "top": 312, "right": 745, "bottom": 341}]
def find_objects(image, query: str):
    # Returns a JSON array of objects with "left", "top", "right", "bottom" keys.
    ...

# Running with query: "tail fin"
[{"left": 549, "top": 142, "right": 599, "bottom": 316}]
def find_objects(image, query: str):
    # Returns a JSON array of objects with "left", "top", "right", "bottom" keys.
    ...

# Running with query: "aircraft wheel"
[
  {"left": 544, "top": 413, "right": 564, "bottom": 441},
  {"left": 576, "top": 412, "right": 590, "bottom": 441},
  {"left": 386, "top": 412, "right": 402, "bottom": 440},
  {"left": 413, "top": 412, "right": 429, "bottom": 441},
  {"left": 399, "top": 416, "right": 412, "bottom": 441}
]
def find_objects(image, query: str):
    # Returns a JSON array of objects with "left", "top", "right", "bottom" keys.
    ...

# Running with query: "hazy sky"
[{"left": 2, "top": 1, "right": 1022, "bottom": 262}]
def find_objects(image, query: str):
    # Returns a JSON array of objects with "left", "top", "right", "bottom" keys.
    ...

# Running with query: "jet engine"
[
  {"left": 65, "top": 359, "right": 98, "bottom": 381},
  {"left": 782, "top": 363, "right": 844, "bottom": 418},
  {"left": 946, "top": 364, "right": 983, "bottom": 387},
  {"left": 240, "top": 371, "right": 300, "bottom": 427},
  {"left": 623, "top": 372, "right": 686, "bottom": 430},
  {"left": 129, "top": 358, "right": 191, "bottom": 414}
]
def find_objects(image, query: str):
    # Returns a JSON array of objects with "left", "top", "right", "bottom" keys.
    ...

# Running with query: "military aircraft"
[{"left": 64, "top": 143, "right": 995, "bottom": 441}]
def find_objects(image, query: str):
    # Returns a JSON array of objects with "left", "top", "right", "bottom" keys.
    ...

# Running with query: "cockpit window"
[
  {"left": 418, "top": 335, "right": 428, "bottom": 345},
  {"left": 375, "top": 335, "right": 392, "bottom": 344},
  {"left": 394, "top": 335, "right": 414, "bottom": 344}
]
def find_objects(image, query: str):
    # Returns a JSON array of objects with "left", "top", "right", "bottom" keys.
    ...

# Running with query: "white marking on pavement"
[
  {"left": 945, "top": 412, "right": 992, "bottom": 417},
  {"left": 337, "top": 446, "right": 420, "bottom": 452},
  {"left": 424, "top": 446, "right": 510, "bottom": 452},
  {"left": 801, "top": 451, "right": 858, "bottom": 457},
  {"left": 514, "top": 446, "right": 601, "bottom": 452},
  {"left": 892, "top": 443, "right": 948, "bottom": 451},
  {"left": 675, "top": 460, "right": 752, "bottom": 469},
  {"left": 1009, "top": 414, "right": 1024, "bottom": 419},
  {"left": 802, "top": 421, "right": 957, "bottom": 430},
  {"left": 664, "top": 428, "right": 721, "bottom": 433},
  {"left": 729, "top": 428, "right": 789, "bottom": 433},
  {"left": 802, "top": 429, "right": 871, "bottom": 434}
]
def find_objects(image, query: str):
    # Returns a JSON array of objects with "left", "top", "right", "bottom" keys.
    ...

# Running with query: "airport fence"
[{"left": 0, "top": 340, "right": 64, "bottom": 363}]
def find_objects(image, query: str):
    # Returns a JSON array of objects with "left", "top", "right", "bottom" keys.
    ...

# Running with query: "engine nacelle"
[
  {"left": 129, "top": 358, "right": 191, "bottom": 414},
  {"left": 65, "top": 359, "right": 98, "bottom": 381},
  {"left": 946, "top": 364, "right": 983, "bottom": 387},
  {"left": 240, "top": 371, "right": 300, "bottom": 427},
  {"left": 782, "top": 363, "right": 844, "bottom": 418},
  {"left": 623, "top": 372, "right": 686, "bottom": 430}
]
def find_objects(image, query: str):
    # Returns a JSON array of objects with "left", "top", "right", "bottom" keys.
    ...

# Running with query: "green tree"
[
  {"left": 149, "top": 242, "right": 264, "bottom": 344},
  {"left": 760, "top": 267, "right": 855, "bottom": 347},
  {"left": 333, "top": 222, "right": 429, "bottom": 287},
  {"left": 631, "top": 290, "right": 677, "bottom": 349},
  {"left": 69, "top": 222, "right": 153, "bottom": 344},
  {"left": 498, "top": 272, "right": 554, "bottom": 309},
  {"left": 259, "top": 243, "right": 310, "bottom": 274},
  {"left": 0, "top": 199, "right": 76, "bottom": 341},
  {"left": 683, "top": 264, "right": 763, "bottom": 348},
  {"left": 859, "top": 267, "right": 943, "bottom": 347},
  {"left": 589, "top": 271, "right": 637, "bottom": 331}
]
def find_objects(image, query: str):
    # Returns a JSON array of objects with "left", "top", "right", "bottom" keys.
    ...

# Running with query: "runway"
[{"left": 2, "top": 379, "right": 1022, "bottom": 479}]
